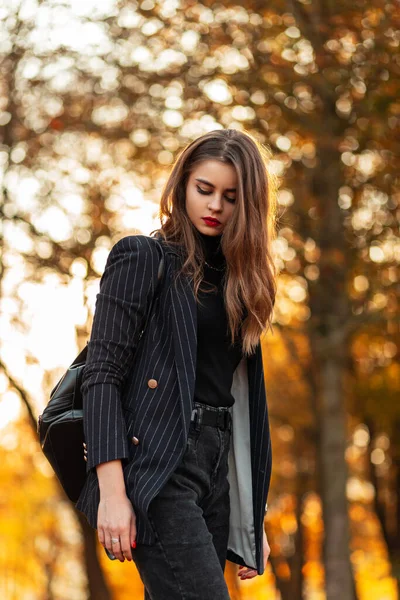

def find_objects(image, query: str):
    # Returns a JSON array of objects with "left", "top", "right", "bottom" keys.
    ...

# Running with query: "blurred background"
[{"left": 0, "top": 0, "right": 399, "bottom": 598}]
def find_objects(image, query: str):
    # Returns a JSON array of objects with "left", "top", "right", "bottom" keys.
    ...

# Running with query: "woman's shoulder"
[
  {"left": 150, "top": 232, "right": 184, "bottom": 258},
  {"left": 109, "top": 234, "right": 164, "bottom": 258},
  {"left": 107, "top": 234, "right": 184, "bottom": 280}
]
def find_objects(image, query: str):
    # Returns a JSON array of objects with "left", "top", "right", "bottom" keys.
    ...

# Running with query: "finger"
[
  {"left": 241, "top": 570, "right": 257, "bottom": 580},
  {"left": 120, "top": 532, "right": 132, "bottom": 561},
  {"left": 238, "top": 567, "right": 250, "bottom": 576},
  {"left": 130, "top": 515, "right": 137, "bottom": 550},
  {"left": 104, "top": 533, "right": 117, "bottom": 560},
  {"left": 109, "top": 534, "right": 124, "bottom": 562},
  {"left": 238, "top": 568, "right": 257, "bottom": 579},
  {"left": 245, "top": 571, "right": 257, "bottom": 579},
  {"left": 98, "top": 526, "right": 105, "bottom": 548}
]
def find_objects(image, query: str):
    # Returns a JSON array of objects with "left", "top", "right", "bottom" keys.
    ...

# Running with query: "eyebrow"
[{"left": 195, "top": 177, "right": 236, "bottom": 192}]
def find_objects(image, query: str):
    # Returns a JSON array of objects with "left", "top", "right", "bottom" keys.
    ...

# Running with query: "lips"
[{"left": 202, "top": 217, "right": 221, "bottom": 224}]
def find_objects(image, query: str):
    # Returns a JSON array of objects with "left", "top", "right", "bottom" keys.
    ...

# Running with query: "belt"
[{"left": 190, "top": 403, "right": 232, "bottom": 431}]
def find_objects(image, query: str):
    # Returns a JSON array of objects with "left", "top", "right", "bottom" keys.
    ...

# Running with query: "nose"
[{"left": 207, "top": 194, "right": 223, "bottom": 212}]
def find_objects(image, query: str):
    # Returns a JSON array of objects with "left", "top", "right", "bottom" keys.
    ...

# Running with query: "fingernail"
[{"left": 131, "top": 541, "right": 137, "bottom": 548}]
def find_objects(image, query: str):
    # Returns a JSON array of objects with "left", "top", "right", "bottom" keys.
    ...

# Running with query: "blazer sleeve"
[{"left": 81, "top": 235, "right": 161, "bottom": 472}]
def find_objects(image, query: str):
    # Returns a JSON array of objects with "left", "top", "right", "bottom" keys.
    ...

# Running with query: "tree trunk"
[
  {"left": 75, "top": 511, "right": 112, "bottom": 600},
  {"left": 316, "top": 351, "right": 354, "bottom": 600},
  {"left": 267, "top": 477, "right": 305, "bottom": 600},
  {"left": 366, "top": 417, "right": 400, "bottom": 595},
  {"left": 309, "top": 144, "right": 356, "bottom": 600},
  {"left": 290, "top": 475, "right": 306, "bottom": 600}
]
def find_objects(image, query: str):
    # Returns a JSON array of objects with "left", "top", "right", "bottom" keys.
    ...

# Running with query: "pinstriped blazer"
[{"left": 75, "top": 234, "right": 272, "bottom": 575}]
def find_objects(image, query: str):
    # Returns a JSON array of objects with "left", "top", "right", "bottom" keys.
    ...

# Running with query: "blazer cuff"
[
  {"left": 83, "top": 383, "right": 130, "bottom": 472},
  {"left": 86, "top": 450, "right": 130, "bottom": 474}
]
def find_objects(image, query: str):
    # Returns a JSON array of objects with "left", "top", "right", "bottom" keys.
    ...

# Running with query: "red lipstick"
[{"left": 202, "top": 217, "right": 221, "bottom": 227}]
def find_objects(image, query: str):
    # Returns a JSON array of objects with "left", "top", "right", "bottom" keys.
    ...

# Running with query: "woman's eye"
[
  {"left": 196, "top": 186, "right": 235, "bottom": 203},
  {"left": 196, "top": 186, "right": 209, "bottom": 195}
]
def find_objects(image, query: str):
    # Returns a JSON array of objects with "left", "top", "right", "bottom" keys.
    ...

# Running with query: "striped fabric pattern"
[
  {"left": 75, "top": 234, "right": 272, "bottom": 574},
  {"left": 80, "top": 235, "right": 162, "bottom": 472}
]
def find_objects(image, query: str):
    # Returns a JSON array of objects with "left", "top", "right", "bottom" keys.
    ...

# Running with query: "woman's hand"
[
  {"left": 238, "top": 528, "right": 270, "bottom": 580},
  {"left": 97, "top": 493, "right": 137, "bottom": 562}
]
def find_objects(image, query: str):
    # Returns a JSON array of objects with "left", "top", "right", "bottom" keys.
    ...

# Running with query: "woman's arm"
[
  {"left": 96, "top": 458, "right": 137, "bottom": 563},
  {"left": 96, "top": 460, "right": 126, "bottom": 498},
  {"left": 82, "top": 235, "right": 161, "bottom": 473}
]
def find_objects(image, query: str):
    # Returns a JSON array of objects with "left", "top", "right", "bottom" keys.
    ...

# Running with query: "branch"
[{"left": 0, "top": 358, "right": 37, "bottom": 432}]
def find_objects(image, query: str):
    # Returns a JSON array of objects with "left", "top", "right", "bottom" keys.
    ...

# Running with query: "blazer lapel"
[{"left": 169, "top": 258, "right": 198, "bottom": 439}]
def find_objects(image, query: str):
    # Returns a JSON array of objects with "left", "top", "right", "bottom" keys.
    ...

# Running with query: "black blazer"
[{"left": 75, "top": 234, "right": 272, "bottom": 575}]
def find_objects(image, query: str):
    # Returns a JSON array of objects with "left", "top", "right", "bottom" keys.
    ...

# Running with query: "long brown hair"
[{"left": 151, "top": 128, "right": 277, "bottom": 357}]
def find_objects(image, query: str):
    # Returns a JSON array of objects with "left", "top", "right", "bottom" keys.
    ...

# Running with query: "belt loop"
[
  {"left": 191, "top": 408, "right": 198, "bottom": 432},
  {"left": 194, "top": 406, "right": 202, "bottom": 432}
]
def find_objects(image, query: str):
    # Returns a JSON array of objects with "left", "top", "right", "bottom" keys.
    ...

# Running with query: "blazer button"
[
  {"left": 147, "top": 378, "right": 158, "bottom": 389},
  {"left": 132, "top": 436, "right": 139, "bottom": 445}
]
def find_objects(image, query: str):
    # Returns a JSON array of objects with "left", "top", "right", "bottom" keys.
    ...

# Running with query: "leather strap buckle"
[{"left": 190, "top": 405, "right": 232, "bottom": 431}]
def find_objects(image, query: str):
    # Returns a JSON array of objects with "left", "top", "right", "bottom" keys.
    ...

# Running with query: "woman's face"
[{"left": 185, "top": 159, "right": 237, "bottom": 236}]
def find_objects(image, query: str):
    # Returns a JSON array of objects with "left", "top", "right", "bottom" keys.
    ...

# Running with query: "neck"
[
  {"left": 197, "top": 230, "right": 223, "bottom": 256},
  {"left": 195, "top": 230, "right": 226, "bottom": 275}
]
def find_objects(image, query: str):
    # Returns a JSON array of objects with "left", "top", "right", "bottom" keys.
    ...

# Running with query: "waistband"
[{"left": 190, "top": 402, "right": 232, "bottom": 431}]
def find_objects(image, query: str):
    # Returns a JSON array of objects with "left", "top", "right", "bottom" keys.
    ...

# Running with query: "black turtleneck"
[{"left": 193, "top": 230, "right": 243, "bottom": 408}]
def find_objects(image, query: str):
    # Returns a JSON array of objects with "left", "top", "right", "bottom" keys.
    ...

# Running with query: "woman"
[{"left": 76, "top": 128, "right": 277, "bottom": 599}]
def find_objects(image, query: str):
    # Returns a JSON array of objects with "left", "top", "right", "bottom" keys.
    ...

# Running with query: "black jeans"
[{"left": 132, "top": 406, "right": 232, "bottom": 600}]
